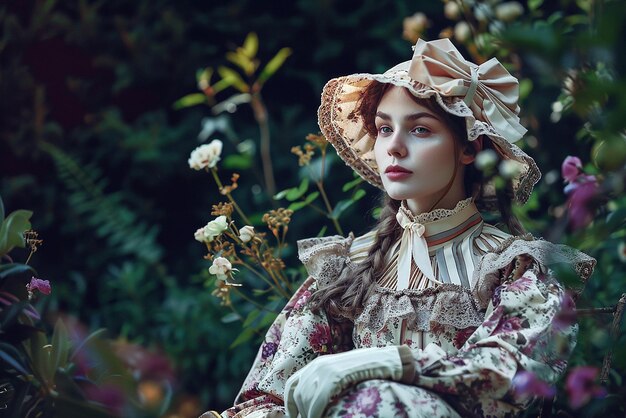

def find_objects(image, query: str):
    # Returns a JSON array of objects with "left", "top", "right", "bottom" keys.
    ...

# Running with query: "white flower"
[
  {"left": 239, "top": 225, "right": 255, "bottom": 243},
  {"left": 194, "top": 228, "right": 206, "bottom": 242},
  {"left": 499, "top": 159, "right": 524, "bottom": 178},
  {"left": 495, "top": 2, "right": 524, "bottom": 22},
  {"left": 188, "top": 139, "right": 223, "bottom": 170},
  {"left": 203, "top": 215, "right": 229, "bottom": 242},
  {"left": 198, "top": 116, "right": 229, "bottom": 141},
  {"left": 209, "top": 257, "right": 234, "bottom": 280},
  {"left": 444, "top": 1, "right": 461, "bottom": 20},
  {"left": 454, "top": 21, "right": 472, "bottom": 43},
  {"left": 475, "top": 149, "right": 498, "bottom": 170}
]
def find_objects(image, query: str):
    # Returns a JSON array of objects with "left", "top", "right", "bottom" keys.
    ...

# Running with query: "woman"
[{"left": 202, "top": 38, "right": 595, "bottom": 418}]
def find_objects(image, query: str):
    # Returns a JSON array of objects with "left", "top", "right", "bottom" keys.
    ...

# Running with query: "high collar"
[{"left": 397, "top": 198, "right": 483, "bottom": 250}]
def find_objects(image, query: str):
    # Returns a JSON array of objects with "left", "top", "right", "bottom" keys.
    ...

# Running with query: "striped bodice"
[{"left": 349, "top": 200, "right": 511, "bottom": 291}]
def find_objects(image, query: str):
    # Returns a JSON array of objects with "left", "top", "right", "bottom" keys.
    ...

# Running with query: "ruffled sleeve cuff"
[{"left": 297, "top": 233, "right": 355, "bottom": 287}]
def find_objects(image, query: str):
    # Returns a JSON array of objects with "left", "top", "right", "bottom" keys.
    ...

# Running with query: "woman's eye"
[
  {"left": 412, "top": 126, "right": 430, "bottom": 135},
  {"left": 378, "top": 126, "right": 392, "bottom": 135}
]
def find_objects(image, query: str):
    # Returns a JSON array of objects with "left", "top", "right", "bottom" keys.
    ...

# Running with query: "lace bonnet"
[{"left": 317, "top": 38, "right": 541, "bottom": 210}]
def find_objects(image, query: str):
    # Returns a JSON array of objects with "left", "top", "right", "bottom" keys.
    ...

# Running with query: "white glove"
[{"left": 284, "top": 346, "right": 414, "bottom": 418}]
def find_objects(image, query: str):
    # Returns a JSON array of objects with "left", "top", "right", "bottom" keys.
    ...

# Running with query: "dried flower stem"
[{"left": 210, "top": 168, "right": 252, "bottom": 225}]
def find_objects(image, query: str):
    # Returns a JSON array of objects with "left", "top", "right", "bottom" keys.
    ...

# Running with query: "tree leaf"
[
  {"left": 0, "top": 209, "right": 33, "bottom": 256},
  {"left": 0, "top": 343, "right": 29, "bottom": 375},
  {"left": 229, "top": 327, "right": 256, "bottom": 349},
  {"left": 257, "top": 47, "right": 292, "bottom": 85},
  {"left": 342, "top": 177, "right": 362, "bottom": 192},
  {"left": 0, "top": 263, "right": 36, "bottom": 279},
  {"left": 217, "top": 66, "right": 248, "bottom": 93},
  {"left": 0, "top": 195, "right": 4, "bottom": 221},
  {"left": 221, "top": 312, "right": 241, "bottom": 324},
  {"left": 353, "top": 189, "right": 366, "bottom": 201},
  {"left": 331, "top": 199, "right": 354, "bottom": 219},
  {"left": 51, "top": 319, "right": 70, "bottom": 373},
  {"left": 242, "top": 32, "right": 259, "bottom": 58},
  {"left": 172, "top": 93, "right": 207, "bottom": 110},
  {"left": 285, "top": 178, "right": 309, "bottom": 201}
]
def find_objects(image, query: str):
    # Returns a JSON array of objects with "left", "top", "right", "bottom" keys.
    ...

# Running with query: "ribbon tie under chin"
[{"left": 396, "top": 210, "right": 435, "bottom": 290}]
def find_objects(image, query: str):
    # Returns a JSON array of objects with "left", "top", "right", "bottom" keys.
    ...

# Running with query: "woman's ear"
[{"left": 460, "top": 136, "right": 484, "bottom": 165}]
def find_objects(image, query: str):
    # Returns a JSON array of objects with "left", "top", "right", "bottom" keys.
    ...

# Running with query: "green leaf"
[
  {"left": 221, "top": 312, "right": 241, "bottom": 323},
  {"left": 0, "top": 263, "right": 35, "bottom": 279},
  {"left": 243, "top": 309, "right": 261, "bottom": 328},
  {"left": 226, "top": 51, "right": 256, "bottom": 76},
  {"left": 172, "top": 93, "right": 207, "bottom": 110},
  {"left": 223, "top": 154, "right": 253, "bottom": 170},
  {"left": 273, "top": 188, "right": 290, "bottom": 200},
  {"left": 342, "top": 177, "right": 362, "bottom": 192},
  {"left": 259, "top": 312, "right": 278, "bottom": 328},
  {"left": 331, "top": 199, "right": 354, "bottom": 219},
  {"left": 285, "top": 178, "right": 309, "bottom": 201},
  {"left": 0, "top": 343, "right": 29, "bottom": 375},
  {"left": 288, "top": 201, "right": 308, "bottom": 211},
  {"left": 0, "top": 195, "right": 4, "bottom": 221},
  {"left": 258, "top": 47, "right": 292, "bottom": 85},
  {"left": 0, "top": 209, "right": 33, "bottom": 256},
  {"left": 242, "top": 32, "right": 259, "bottom": 58},
  {"left": 217, "top": 66, "right": 248, "bottom": 93},
  {"left": 51, "top": 319, "right": 70, "bottom": 373},
  {"left": 528, "top": 0, "right": 543, "bottom": 11},
  {"left": 353, "top": 189, "right": 366, "bottom": 201},
  {"left": 229, "top": 327, "right": 256, "bottom": 349},
  {"left": 519, "top": 78, "right": 533, "bottom": 100}
]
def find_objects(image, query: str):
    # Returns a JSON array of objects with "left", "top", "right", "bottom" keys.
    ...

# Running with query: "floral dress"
[{"left": 203, "top": 199, "right": 595, "bottom": 418}]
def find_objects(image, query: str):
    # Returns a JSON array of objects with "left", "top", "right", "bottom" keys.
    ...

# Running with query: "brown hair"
[{"left": 309, "top": 81, "right": 524, "bottom": 320}]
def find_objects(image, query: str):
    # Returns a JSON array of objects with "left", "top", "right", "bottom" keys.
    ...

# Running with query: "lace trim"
[
  {"left": 297, "top": 233, "right": 355, "bottom": 287},
  {"left": 400, "top": 198, "right": 472, "bottom": 224},
  {"left": 355, "top": 283, "right": 484, "bottom": 333},
  {"left": 317, "top": 72, "right": 542, "bottom": 209},
  {"left": 472, "top": 235, "right": 597, "bottom": 308}
]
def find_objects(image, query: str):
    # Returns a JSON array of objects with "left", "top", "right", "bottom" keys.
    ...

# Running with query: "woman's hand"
[{"left": 283, "top": 345, "right": 414, "bottom": 418}]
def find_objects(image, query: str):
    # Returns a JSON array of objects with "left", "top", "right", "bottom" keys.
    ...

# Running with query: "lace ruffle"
[
  {"left": 297, "top": 231, "right": 596, "bottom": 334},
  {"left": 472, "top": 235, "right": 597, "bottom": 308},
  {"left": 355, "top": 284, "right": 485, "bottom": 333},
  {"left": 400, "top": 198, "right": 472, "bottom": 224},
  {"left": 297, "top": 233, "right": 355, "bottom": 287}
]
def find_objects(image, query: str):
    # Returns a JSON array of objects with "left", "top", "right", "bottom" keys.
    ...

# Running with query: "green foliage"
[{"left": 2, "top": 0, "right": 625, "bottom": 415}]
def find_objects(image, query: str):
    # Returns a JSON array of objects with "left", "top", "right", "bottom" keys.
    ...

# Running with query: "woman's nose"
[{"left": 387, "top": 132, "right": 407, "bottom": 158}]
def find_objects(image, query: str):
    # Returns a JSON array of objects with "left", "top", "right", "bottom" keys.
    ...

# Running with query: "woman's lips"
[{"left": 385, "top": 165, "right": 412, "bottom": 181}]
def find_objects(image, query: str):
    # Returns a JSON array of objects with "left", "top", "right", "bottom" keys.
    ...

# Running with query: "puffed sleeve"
[
  {"left": 205, "top": 235, "right": 355, "bottom": 418},
  {"left": 406, "top": 238, "right": 596, "bottom": 416}
]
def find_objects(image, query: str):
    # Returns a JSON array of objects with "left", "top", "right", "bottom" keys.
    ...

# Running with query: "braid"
[{"left": 309, "top": 196, "right": 401, "bottom": 320}]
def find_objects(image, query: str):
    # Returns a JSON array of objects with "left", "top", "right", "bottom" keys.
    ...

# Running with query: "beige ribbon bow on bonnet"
[{"left": 408, "top": 38, "right": 527, "bottom": 143}]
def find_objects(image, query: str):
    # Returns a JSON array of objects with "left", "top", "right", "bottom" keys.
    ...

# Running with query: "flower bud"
[{"left": 239, "top": 225, "right": 255, "bottom": 243}]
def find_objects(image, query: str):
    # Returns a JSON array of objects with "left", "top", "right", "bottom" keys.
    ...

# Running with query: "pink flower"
[
  {"left": 561, "top": 156, "right": 583, "bottom": 183},
  {"left": 565, "top": 366, "right": 606, "bottom": 409},
  {"left": 512, "top": 370, "right": 556, "bottom": 398},
  {"left": 308, "top": 323, "right": 331, "bottom": 353},
  {"left": 85, "top": 383, "right": 125, "bottom": 416},
  {"left": 26, "top": 277, "right": 51, "bottom": 295},
  {"left": 567, "top": 179, "right": 599, "bottom": 230}
]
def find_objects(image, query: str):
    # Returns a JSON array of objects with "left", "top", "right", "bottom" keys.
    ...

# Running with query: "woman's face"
[{"left": 373, "top": 86, "right": 469, "bottom": 213}]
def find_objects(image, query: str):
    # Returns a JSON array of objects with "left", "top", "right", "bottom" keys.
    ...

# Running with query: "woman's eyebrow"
[{"left": 375, "top": 111, "right": 439, "bottom": 121}]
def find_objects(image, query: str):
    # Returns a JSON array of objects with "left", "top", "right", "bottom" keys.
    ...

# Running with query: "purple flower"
[
  {"left": 512, "top": 370, "right": 556, "bottom": 398},
  {"left": 261, "top": 342, "right": 278, "bottom": 359},
  {"left": 344, "top": 386, "right": 381, "bottom": 415},
  {"left": 553, "top": 292, "right": 577, "bottom": 331},
  {"left": 494, "top": 316, "right": 525, "bottom": 334},
  {"left": 565, "top": 366, "right": 606, "bottom": 409},
  {"left": 567, "top": 179, "right": 599, "bottom": 230},
  {"left": 26, "top": 277, "right": 51, "bottom": 295},
  {"left": 561, "top": 156, "right": 582, "bottom": 183}
]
